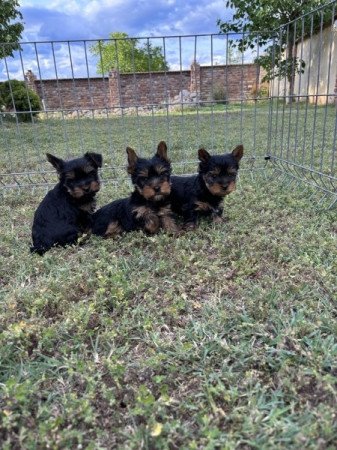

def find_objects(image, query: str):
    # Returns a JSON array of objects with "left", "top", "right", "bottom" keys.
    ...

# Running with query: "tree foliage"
[
  {"left": 0, "top": 0, "right": 24, "bottom": 58},
  {"left": 90, "top": 32, "right": 169, "bottom": 75},
  {"left": 0, "top": 80, "right": 41, "bottom": 122},
  {"left": 217, "top": 0, "right": 333, "bottom": 95}
]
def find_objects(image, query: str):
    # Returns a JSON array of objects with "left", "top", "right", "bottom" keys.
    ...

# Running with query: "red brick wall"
[
  {"left": 200, "top": 64, "right": 260, "bottom": 102},
  {"left": 28, "top": 63, "right": 262, "bottom": 111},
  {"left": 34, "top": 77, "right": 111, "bottom": 110},
  {"left": 116, "top": 71, "right": 190, "bottom": 107}
]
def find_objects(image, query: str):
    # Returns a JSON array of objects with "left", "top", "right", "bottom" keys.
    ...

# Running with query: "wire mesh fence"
[{"left": 0, "top": 1, "right": 336, "bottom": 208}]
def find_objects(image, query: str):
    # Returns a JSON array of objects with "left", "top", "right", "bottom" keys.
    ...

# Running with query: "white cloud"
[
  {"left": 21, "top": 0, "right": 81, "bottom": 14},
  {"left": 2, "top": 0, "right": 243, "bottom": 80},
  {"left": 20, "top": 0, "right": 231, "bottom": 41},
  {"left": 83, "top": 0, "right": 127, "bottom": 17}
]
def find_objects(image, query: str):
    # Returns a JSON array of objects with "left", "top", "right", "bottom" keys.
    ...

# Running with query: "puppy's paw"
[
  {"left": 212, "top": 215, "right": 228, "bottom": 224},
  {"left": 183, "top": 222, "right": 197, "bottom": 231}
]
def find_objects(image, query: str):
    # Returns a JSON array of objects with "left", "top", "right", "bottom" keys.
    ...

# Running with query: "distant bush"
[
  {"left": 250, "top": 83, "right": 269, "bottom": 100},
  {"left": 0, "top": 80, "right": 41, "bottom": 122},
  {"left": 212, "top": 83, "right": 228, "bottom": 104}
]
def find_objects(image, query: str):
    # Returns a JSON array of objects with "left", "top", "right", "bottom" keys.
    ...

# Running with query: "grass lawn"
[
  {"left": 1, "top": 102, "right": 336, "bottom": 180},
  {"left": 1, "top": 105, "right": 337, "bottom": 449}
]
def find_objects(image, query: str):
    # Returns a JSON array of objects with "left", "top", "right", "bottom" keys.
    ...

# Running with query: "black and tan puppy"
[
  {"left": 31, "top": 151, "right": 102, "bottom": 255},
  {"left": 92, "top": 141, "right": 178, "bottom": 237},
  {"left": 170, "top": 145, "right": 244, "bottom": 229}
]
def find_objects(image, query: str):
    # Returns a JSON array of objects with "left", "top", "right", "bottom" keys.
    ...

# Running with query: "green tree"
[
  {"left": 0, "top": 0, "right": 24, "bottom": 58},
  {"left": 0, "top": 80, "right": 41, "bottom": 122},
  {"left": 90, "top": 32, "right": 169, "bottom": 75},
  {"left": 217, "top": 0, "right": 332, "bottom": 101}
]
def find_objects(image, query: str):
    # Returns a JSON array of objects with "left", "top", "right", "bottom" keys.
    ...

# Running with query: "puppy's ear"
[
  {"left": 46, "top": 153, "right": 64, "bottom": 172},
  {"left": 198, "top": 148, "right": 211, "bottom": 163},
  {"left": 126, "top": 147, "right": 138, "bottom": 174},
  {"left": 85, "top": 152, "right": 103, "bottom": 168},
  {"left": 156, "top": 141, "right": 169, "bottom": 162},
  {"left": 231, "top": 144, "right": 244, "bottom": 162}
]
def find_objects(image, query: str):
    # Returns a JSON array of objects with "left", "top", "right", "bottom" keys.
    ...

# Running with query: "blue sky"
[
  {"left": 1, "top": 1, "right": 252, "bottom": 81},
  {"left": 20, "top": 0, "right": 231, "bottom": 41}
]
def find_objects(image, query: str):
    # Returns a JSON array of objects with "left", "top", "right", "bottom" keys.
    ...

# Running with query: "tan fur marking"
[
  {"left": 133, "top": 205, "right": 149, "bottom": 219},
  {"left": 156, "top": 141, "right": 169, "bottom": 161},
  {"left": 90, "top": 181, "right": 100, "bottom": 192},
  {"left": 105, "top": 221, "right": 123, "bottom": 238},
  {"left": 138, "top": 181, "right": 171, "bottom": 200},
  {"left": 138, "top": 168, "right": 149, "bottom": 178},
  {"left": 68, "top": 186, "right": 84, "bottom": 198},
  {"left": 155, "top": 165, "right": 167, "bottom": 175},
  {"left": 68, "top": 182, "right": 100, "bottom": 199},
  {"left": 159, "top": 180, "right": 171, "bottom": 195},
  {"left": 225, "top": 181, "right": 236, "bottom": 195},
  {"left": 161, "top": 215, "right": 179, "bottom": 234},
  {"left": 195, "top": 200, "right": 212, "bottom": 211},
  {"left": 206, "top": 182, "right": 226, "bottom": 196},
  {"left": 145, "top": 216, "right": 160, "bottom": 234},
  {"left": 158, "top": 205, "right": 179, "bottom": 233},
  {"left": 133, "top": 205, "right": 160, "bottom": 234},
  {"left": 157, "top": 205, "right": 172, "bottom": 217},
  {"left": 140, "top": 185, "right": 157, "bottom": 200}
]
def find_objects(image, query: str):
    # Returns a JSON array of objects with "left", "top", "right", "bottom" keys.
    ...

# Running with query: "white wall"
[{"left": 270, "top": 25, "right": 337, "bottom": 104}]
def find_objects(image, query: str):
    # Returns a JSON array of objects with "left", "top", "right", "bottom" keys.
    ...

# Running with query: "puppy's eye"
[{"left": 228, "top": 168, "right": 237, "bottom": 176}]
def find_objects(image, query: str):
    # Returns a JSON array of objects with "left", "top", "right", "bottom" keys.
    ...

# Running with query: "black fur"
[
  {"left": 170, "top": 145, "right": 244, "bottom": 229},
  {"left": 92, "top": 142, "right": 178, "bottom": 237},
  {"left": 31, "top": 152, "right": 102, "bottom": 255}
]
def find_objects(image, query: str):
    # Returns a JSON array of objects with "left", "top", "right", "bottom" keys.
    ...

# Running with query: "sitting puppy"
[
  {"left": 170, "top": 145, "right": 244, "bottom": 229},
  {"left": 92, "top": 141, "right": 178, "bottom": 237},
  {"left": 31, "top": 151, "right": 102, "bottom": 255}
]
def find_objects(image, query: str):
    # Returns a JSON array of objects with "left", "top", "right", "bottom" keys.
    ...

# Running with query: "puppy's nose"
[{"left": 154, "top": 185, "right": 161, "bottom": 193}]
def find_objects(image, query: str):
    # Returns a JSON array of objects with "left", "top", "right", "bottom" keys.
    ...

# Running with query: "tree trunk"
[{"left": 287, "top": 37, "right": 295, "bottom": 104}]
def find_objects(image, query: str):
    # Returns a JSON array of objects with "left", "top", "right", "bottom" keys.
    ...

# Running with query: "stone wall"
[{"left": 25, "top": 62, "right": 264, "bottom": 112}]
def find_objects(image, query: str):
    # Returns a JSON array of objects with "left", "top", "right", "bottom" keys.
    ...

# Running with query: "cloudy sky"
[
  {"left": 1, "top": 0, "right": 250, "bottom": 80},
  {"left": 20, "top": 0, "right": 230, "bottom": 41}
]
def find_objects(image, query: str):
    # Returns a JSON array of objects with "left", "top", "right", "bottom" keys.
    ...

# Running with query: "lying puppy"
[
  {"left": 92, "top": 141, "right": 178, "bottom": 237},
  {"left": 31, "top": 151, "right": 102, "bottom": 255},
  {"left": 170, "top": 145, "right": 244, "bottom": 229}
]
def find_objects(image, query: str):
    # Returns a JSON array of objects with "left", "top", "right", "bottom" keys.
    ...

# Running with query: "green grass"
[
  {"left": 1, "top": 105, "right": 337, "bottom": 449},
  {"left": 1, "top": 103, "right": 336, "bottom": 181}
]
